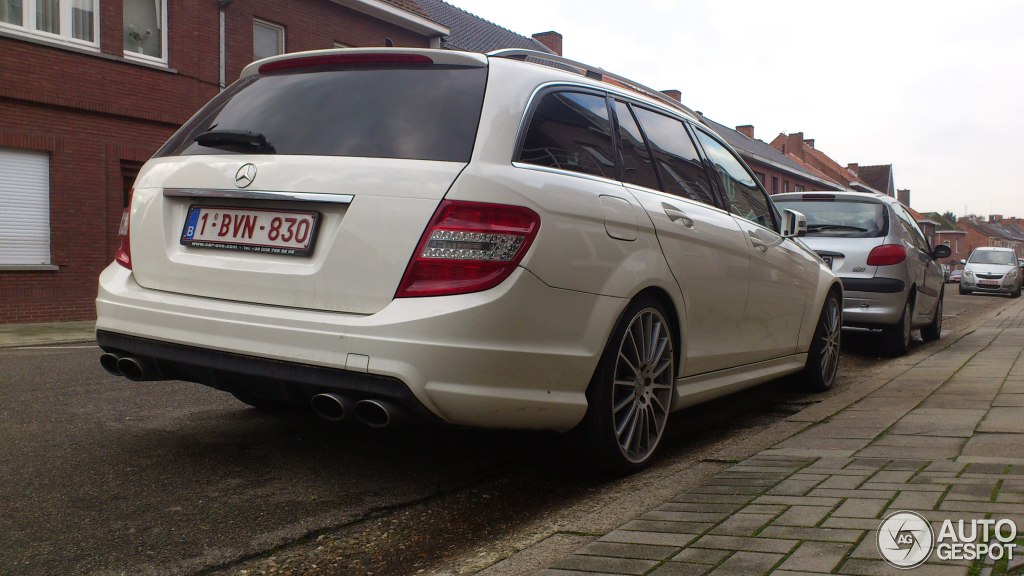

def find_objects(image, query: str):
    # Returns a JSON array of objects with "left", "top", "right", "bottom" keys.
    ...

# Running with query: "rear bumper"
[
  {"left": 96, "top": 264, "right": 626, "bottom": 431},
  {"left": 836, "top": 277, "right": 907, "bottom": 326}
]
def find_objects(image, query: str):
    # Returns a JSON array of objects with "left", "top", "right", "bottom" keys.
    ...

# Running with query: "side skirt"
[{"left": 672, "top": 354, "right": 808, "bottom": 411}]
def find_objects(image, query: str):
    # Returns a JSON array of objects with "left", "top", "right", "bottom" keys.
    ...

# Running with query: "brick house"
[
  {"left": 956, "top": 215, "right": 1024, "bottom": 260},
  {"left": 0, "top": 0, "right": 455, "bottom": 324},
  {"left": 700, "top": 120, "right": 844, "bottom": 195},
  {"left": 770, "top": 132, "right": 887, "bottom": 196},
  {"left": 918, "top": 211, "right": 967, "bottom": 265}
]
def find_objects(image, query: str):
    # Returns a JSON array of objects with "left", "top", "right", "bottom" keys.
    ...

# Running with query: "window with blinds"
[{"left": 0, "top": 148, "right": 51, "bottom": 266}]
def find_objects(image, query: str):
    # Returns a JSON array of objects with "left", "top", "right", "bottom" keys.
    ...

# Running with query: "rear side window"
[
  {"left": 631, "top": 107, "right": 717, "bottom": 207},
  {"left": 517, "top": 91, "right": 616, "bottom": 179},
  {"left": 773, "top": 198, "right": 888, "bottom": 238},
  {"left": 694, "top": 130, "right": 774, "bottom": 229},
  {"left": 613, "top": 101, "right": 661, "bottom": 191},
  {"left": 157, "top": 66, "right": 487, "bottom": 162}
]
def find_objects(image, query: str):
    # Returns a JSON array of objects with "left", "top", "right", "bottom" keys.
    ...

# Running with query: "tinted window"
[
  {"left": 631, "top": 107, "right": 717, "bottom": 206},
  {"left": 518, "top": 91, "right": 616, "bottom": 179},
  {"left": 694, "top": 130, "right": 774, "bottom": 228},
  {"left": 773, "top": 198, "right": 887, "bottom": 238},
  {"left": 892, "top": 204, "right": 930, "bottom": 252},
  {"left": 614, "top": 101, "right": 660, "bottom": 191},
  {"left": 158, "top": 66, "right": 487, "bottom": 162}
]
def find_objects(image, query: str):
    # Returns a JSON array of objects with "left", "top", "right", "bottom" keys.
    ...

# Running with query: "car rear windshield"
[
  {"left": 774, "top": 198, "right": 887, "bottom": 238},
  {"left": 156, "top": 66, "right": 487, "bottom": 162},
  {"left": 969, "top": 251, "right": 1017, "bottom": 265}
]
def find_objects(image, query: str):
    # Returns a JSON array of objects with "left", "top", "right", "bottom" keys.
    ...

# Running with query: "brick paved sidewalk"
[{"left": 538, "top": 300, "right": 1024, "bottom": 576}]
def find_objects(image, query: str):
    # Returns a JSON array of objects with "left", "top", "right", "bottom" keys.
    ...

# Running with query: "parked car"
[
  {"left": 95, "top": 48, "right": 842, "bottom": 472},
  {"left": 959, "top": 247, "right": 1022, "bottom": 297},
  {"left": 948, "top": 269, "right": 963, "bottom": 284},
  {"left": 773, "top": 191, "right": 950, "bottom": 356}
]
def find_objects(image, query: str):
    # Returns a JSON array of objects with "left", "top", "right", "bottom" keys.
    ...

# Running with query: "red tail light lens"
[
  {"left": 866, "top": 244, "right": 906, "bottom": 266},
  {"left": 396, "top": 200, "right": 540, "bottom": 298},
  {"left": 115, "top": 190, "right": 132, "bottom": 269}
]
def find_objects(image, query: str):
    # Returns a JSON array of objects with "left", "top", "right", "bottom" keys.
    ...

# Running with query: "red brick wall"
[
  {"left": 748, "top": 163, "right": 828, "bottom": 195},
  {"left": 0, "top": 0, "right": 433, "bottom": 324}
]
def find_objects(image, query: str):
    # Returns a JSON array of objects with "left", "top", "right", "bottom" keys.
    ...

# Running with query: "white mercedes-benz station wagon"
[{"left": 96, "top": 48, "right": 842, "bottom": 471}]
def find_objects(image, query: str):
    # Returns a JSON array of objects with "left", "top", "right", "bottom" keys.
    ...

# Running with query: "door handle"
[
  {"left": 661, "top": 203, "right": 693, "bottom": 227},
  {"left": 748, "top": 233, "right": 769, "bottom": 253}
]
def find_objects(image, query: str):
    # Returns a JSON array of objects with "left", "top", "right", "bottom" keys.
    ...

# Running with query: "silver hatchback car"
[
  {"left": 774, "top": 191, "right": 951, "bottom": 355},
  {"left": 959, "top": 247, "right": 1022, "bottom": 297}
]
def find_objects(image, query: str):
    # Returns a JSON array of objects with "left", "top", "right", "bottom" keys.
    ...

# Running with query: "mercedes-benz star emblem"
[{"left": 235, "top": 163, "right": 257, "bottom": 188}]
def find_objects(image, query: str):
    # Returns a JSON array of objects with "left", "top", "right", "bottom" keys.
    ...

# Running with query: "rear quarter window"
[
  {"left": 516, "top": 91, "right": 616, "bottom": 180},
  {"left": 157, "top": 66, "right": 487, "bottom": 162}
]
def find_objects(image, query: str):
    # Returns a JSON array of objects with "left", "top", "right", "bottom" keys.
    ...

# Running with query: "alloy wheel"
[
  {"left": 611, "top": 308, "right": 674, "bottom": 464},
  {"left": 818, "top": 296, "right": 842, "bottom": 386}
]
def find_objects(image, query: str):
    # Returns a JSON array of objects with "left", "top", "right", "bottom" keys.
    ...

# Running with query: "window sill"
[
  {"left": 0, "top": 265, "right": 60, "bottom": 271},
  {"left": 0, "top": 30, "right": 178, "bottom": 74}
]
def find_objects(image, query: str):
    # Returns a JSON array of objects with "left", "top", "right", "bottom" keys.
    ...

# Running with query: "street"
[{"left": 0, "top": 290, "right": 1015, "bottom": 576}]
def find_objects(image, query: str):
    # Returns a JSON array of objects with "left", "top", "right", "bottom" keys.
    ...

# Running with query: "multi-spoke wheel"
[
  {"left": 800, "top": 291, "right": 841, "bottom": 392},
  {"left": 578, "top": 296, "right": 676, "bottom": 473}
]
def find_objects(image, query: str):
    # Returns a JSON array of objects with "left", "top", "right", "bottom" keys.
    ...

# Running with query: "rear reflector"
[
  {"left": 259, "top": 53, "right": 433, "bottom": 74},
  {"left": 396, "top": 200, "right": 540, "bottom": 298},
  {"left": 115, "top": 190, "right": 133, "bottom": 269},
  {"left": 866, "top": 244, "right": 906, "bottom": 266}
]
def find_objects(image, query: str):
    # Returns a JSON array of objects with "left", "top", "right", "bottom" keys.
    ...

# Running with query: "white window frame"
[
  {"left": 0, "top": 0, "right": 99, "bottom": 51},
  {"left": 122, "top": 0, "right": 168, "bottom": 66},
  {"left": 253, "top": 18, "right": 284, "bottom": 62}
]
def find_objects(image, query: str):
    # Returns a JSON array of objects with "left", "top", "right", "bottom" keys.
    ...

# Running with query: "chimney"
[
  {"left": 847, "top": 163, "right": 859, "bottom": 175},
  {"left": 736, "top": 125, "right": 754, "bottom": 139},
  {"left": 661, "top": 89, "right": 681, "bottom": 102},
  {"left": 898, "top": 189, "right": 911, "bottom": 207},
  {"left": 532, "top": 31, "right": 562, "bottom": 56},
  {"left": 785, "top": 132, "right": 804, "bottom": 157},
  {"left": 990, "top": 214, "right": 1004, "bottom": 223},
  {"left": 803, "top": 138, "right": 815, "bottom": 148}
]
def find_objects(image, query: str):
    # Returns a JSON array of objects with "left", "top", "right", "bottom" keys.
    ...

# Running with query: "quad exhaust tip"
[
  {"left": 354, "top": 399, "right": 407, "bottom": 429},
  {"left": 99, "top": 353, "right": 121, "bottom": 375}
]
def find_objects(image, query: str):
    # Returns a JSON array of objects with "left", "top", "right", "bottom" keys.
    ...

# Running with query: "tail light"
[
  {"left": 115, "top": 190, "right": 133, "bottom": 269},
  {"left": 867, "top": 244, "right": 906, "bottom": 266},
  {"left": 258, "top": 53, "right": 433, "bottom": 74},
  {"left": 396, "top": 200, "right": 540, "bottom": 298}
]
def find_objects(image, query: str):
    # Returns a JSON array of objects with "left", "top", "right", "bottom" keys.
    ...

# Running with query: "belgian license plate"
[
  {"left": 180, "top": 205, "right": 320, "bottom": 256},
  {"left": 821, "top": 255, "right": 833, "bottom": 269},
  {"left": 979, "top": 279, "right": 1000, "bottom": 286}
]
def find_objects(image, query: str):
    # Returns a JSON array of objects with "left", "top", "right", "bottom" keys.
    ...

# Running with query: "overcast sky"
[{"left": 450, "top": 0, "right": 1023, "bottom": 219}]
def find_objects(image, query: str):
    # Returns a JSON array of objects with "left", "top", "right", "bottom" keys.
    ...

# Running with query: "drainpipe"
[{"left": 218, "top": 0, "right": 233, "bottom": 90}]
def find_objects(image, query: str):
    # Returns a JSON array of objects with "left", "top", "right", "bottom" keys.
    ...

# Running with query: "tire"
[
  {"left": 880, "top": 297, "right": 914, "bottom": 357},
  {"left": 577, "top": 296, "right": 676, "bottom": 474},
  {"left": 1012, "top": 281, "right": 1022, "bottom": 299},
  {"left": 230, "top": 391, "right": 303, "bottom": 412},
  {"left": 800, "top": 290, "right": 842, "bottom": 392},
  {"left": 959, "top": 286, "right": 970, "bottom": 296},
  {"left": 921, "top": 288, "right": 943, "bottom": 342}
]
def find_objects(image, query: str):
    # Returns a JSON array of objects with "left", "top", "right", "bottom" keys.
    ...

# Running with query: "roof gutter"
[{"left": 329, "top": 0, "right": 449, "bottom": 37}]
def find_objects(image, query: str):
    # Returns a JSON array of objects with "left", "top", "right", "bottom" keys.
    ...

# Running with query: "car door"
[
  {"left": 892, "top": 203, "right": 942, "bottom": 322},
  {"left": 691, "top": 126, "right": 818, "bottom": 364},
  {"left": 615, "top": 101, "right": 751, "bottom": 376}
]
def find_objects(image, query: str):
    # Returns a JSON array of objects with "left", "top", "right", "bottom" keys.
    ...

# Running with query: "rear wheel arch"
[{"left": 631, "top": 286, "right": 682, "bottom": 377}]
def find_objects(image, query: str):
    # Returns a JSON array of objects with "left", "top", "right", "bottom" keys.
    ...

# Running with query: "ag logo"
[{"left": 878, "top": 511, "right": 933, "bottom": 569}]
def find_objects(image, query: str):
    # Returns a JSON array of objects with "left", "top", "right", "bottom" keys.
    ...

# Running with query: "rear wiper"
[
  {"left": 195, "top": 130, "right": 276, "bottom": 153},
  {"left": 807, "top": 224, "right": 868, "bottom": 232}
]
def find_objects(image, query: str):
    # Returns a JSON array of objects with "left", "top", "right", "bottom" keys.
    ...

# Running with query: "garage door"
[{"left": 0, "top": 148, "right": 51, "bottom": 265}]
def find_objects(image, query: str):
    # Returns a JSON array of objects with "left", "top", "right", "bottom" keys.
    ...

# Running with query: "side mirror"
[
  {"left": 932, "top": 245, "right": 951, "bottom": 259},
  {"left": 960, "top": 259, "right": 967, "bottom": 265},
  {"left": 781, "top": 209, "right": 807, "bottom": 238}
]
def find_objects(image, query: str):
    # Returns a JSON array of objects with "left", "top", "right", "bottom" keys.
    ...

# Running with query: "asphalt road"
[{"left": 0, "top": 289, "right": 1013, "bottom": 576}]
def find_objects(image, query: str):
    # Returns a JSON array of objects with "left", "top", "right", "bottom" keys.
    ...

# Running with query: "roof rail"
[{"left": 488, "top": 49, "right": 700, "bottom": 121}]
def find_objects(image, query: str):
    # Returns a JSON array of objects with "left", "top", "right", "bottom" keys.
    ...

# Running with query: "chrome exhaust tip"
[
  {"left": 115, "top": 357, "right": 162, "bottom": 382},
  {"left": 311, "top": 393, "right": 352, "bottom": 422},
  {"left": 354, "top": 399, "right": 407, "bottom": 429},
  {"left": 99, "top": 353, "right": 121, "bottom": 375}
]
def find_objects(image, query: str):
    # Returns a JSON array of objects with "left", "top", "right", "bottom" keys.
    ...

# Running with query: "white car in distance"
[{"left": 96, "top": 48, "right": 842, "bottom": 472}]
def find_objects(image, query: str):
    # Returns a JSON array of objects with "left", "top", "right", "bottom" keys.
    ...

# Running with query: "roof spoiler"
[{"left": 241, "top": 48, "right": 487, "bottom": 78}]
